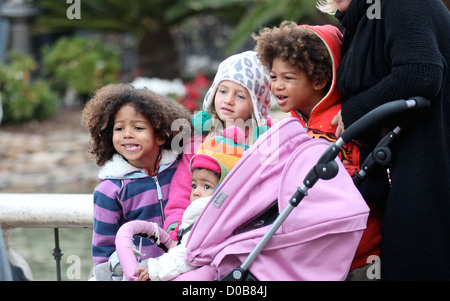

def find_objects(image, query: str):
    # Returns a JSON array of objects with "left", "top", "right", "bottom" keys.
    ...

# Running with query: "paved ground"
[{"left": 0, "top": 109, "right": 99, "bottom": 194}]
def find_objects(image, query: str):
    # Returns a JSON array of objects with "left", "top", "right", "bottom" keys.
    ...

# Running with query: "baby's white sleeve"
[{"left": 147, "top": 244, "right": 196, "bottom": 281}]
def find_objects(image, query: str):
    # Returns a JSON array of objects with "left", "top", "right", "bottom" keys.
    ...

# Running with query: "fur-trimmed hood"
[{"left": 98, "top": 149, "right": 179, "bottom": 180}]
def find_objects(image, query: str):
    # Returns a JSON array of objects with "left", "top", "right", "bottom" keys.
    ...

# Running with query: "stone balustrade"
[{"left": 0, "top": 193, "right": 93, "bottom": 280}]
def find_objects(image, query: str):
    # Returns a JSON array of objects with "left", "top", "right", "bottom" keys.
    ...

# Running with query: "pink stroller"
[
  {"left": 116, "top": 97, "right": 428, "bottom": 281},
  {"left": 176, "top": 118, "right": 367, "bottom": 281}
]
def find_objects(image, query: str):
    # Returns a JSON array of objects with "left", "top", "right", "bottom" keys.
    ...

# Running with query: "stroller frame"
[{"left": 221, "top": 96, "right": 429, "bottom": 281}]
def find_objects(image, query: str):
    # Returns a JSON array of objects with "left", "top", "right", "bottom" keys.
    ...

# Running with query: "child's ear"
[
  {"left": 156, "top": 137, "right": 166, "bottom": 146},
  {"left": 313, "top": 79, "right": 328, "bottom": 91}
]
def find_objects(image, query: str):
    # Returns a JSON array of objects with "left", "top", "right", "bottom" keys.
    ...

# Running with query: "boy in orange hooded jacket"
[{"left": 253, "top": 21, "right": 383, "bottom": 278}]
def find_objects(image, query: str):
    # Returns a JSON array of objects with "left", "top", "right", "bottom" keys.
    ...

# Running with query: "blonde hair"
[
  {"left": 209, "top": 81, "right": 257, "bottom": 145},
  {"left": 316, "top": 0, "right": 338, "bottom": 15}
]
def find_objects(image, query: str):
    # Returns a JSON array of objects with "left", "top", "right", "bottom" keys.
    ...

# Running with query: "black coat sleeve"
[{"left": 340, "top": 0, "right": 446, "bottom": 127}]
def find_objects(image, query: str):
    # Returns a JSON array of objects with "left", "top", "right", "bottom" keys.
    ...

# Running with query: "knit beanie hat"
[
  {"left": 190, "top": 126, "right": 249, "bottom": 184},
  {"left": 202, "top": 51, "right": 272, "bottom": 127}
]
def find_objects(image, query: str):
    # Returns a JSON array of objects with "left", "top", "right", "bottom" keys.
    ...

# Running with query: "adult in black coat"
[{"left": 317, "top": 0, "right": 450, "bottom": 280}]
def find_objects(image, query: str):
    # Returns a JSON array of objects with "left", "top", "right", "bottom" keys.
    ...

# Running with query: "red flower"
[{"left": 178, "top": 73, "right": 211, "bottom": 112}]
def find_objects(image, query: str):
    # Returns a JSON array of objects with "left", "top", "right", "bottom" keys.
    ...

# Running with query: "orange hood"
[{"left": 291, "top": 24, "right": 343, "bottom": 137}]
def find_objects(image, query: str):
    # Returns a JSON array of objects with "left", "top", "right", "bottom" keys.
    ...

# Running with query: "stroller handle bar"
[
  {"left": 339, "top": 96, "right": 429, "bottom": 144},
  {"left": 302, "top": 96, "right": 429, "bottom": 190}
]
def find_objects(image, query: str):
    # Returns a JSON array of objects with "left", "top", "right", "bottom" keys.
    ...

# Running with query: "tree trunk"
[{"left": 138, "top": 28, "right": 180, "bottom": 79}]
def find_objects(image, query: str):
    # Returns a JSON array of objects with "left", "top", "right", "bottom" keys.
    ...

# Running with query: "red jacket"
[{"left": 290, "top": 24, "right": 382, "bottom": 271}]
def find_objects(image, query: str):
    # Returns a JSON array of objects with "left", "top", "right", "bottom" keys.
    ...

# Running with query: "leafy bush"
[
  {"left": 0, "top": 52, "right": 58, "bottom": 123},
  {"left": 41, "top": 36, "right": 120, "bottom": 96}
]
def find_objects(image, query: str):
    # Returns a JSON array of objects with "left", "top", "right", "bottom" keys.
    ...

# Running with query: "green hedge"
[
  {"left": 41, "top": 36, "right": 120, "bottom": 96},
  {"left": 0, "top": 52, "right": 58, "bottom": 123}
]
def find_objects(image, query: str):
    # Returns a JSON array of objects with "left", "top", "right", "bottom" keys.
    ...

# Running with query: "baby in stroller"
[{"left": 115, "top": 125, "right": 249, "bottom": 281}]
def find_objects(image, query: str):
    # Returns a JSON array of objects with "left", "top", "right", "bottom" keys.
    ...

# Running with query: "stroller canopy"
[{"left": 182, "top": 118, "right": 369, "bottom": 281}]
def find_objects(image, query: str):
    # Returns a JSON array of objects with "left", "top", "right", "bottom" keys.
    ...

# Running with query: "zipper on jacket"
[
  {"left": 152, "top": 175, "right": 165, "bottom": 225},
  {"left": 294, "top": 109, "right": 309, "bottom": 128}
]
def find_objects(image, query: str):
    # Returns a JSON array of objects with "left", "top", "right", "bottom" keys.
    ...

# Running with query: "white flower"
[{"left": 131, "top": 77, "right": 186, "bottom": 100}]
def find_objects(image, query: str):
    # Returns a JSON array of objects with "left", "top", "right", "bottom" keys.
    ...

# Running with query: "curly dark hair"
[
  {"left": 81, "top": 83, "right": 192, "bottom": 166},
  {"left": 252, "top": 21, "right": 332, "bottom": 86}
]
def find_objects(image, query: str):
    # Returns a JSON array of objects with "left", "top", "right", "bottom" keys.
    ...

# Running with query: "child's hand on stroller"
[
  {"left": 135, "top": 267, "right": 149, "bottom": 281},
  {"left": 332, "top": 110, "right": 345, "bottom": 138}
]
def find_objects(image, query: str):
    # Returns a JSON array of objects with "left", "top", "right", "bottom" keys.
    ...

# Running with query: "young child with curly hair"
[
  {"left": 81, "top": 83, "right": 191, "bottom": 268},
  {"left": 113, "top": 127, "right": 248, "bottom": 281},
  {"left": 253, "top": 22, "right": 339, "bottom": 142},
  {"left": 253, "top": 21, "right": 383, "bottom": 278}
]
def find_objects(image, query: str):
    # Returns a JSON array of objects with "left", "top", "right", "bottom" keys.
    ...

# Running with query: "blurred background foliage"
[
  {"left": 0, "top": 0, "right": 336, "bottom": 122},
  {"left": 41, "top": 36, "right": 120, "bottom": 97},
  {"left": 35, "top": 0, "right": 334, "bottom": 77},
  {"left": 0, "top": 52, "right": 57, "bottom": 123}
]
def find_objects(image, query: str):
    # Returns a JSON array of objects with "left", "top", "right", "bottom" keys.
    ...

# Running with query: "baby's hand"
[{"left": 135, "top": 267, "right": 149, "bottom": 281}]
